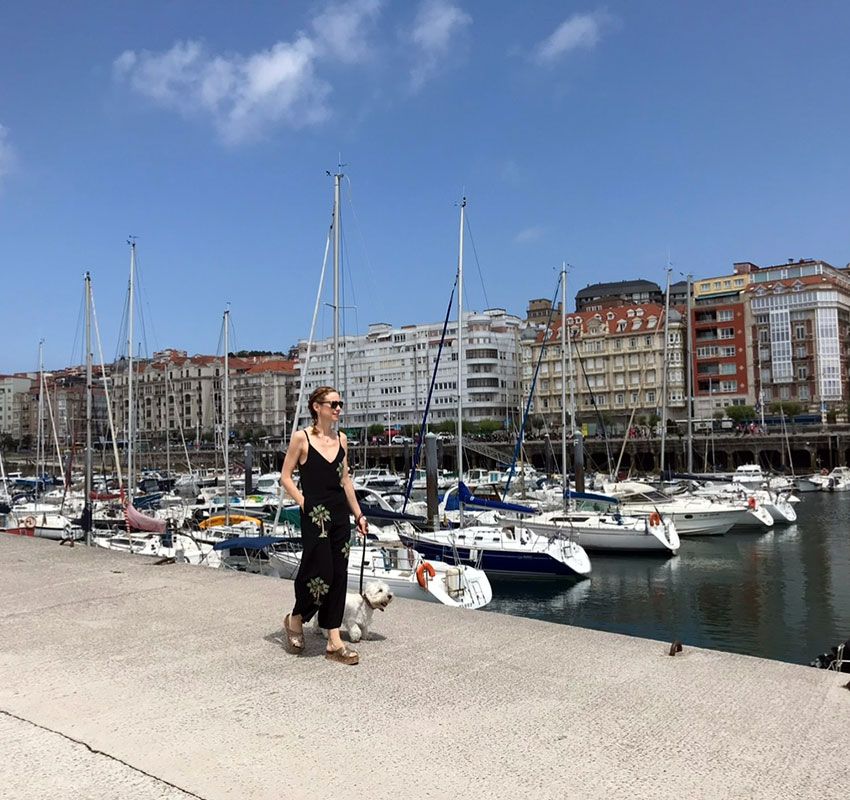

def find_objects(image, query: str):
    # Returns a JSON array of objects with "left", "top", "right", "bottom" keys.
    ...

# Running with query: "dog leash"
[{"left": 358, "top": 521, "right": 366, "bottom": 596}]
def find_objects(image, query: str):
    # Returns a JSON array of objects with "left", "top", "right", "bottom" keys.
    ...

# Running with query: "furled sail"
[{"left": 125, "top": 502, "right": 166, "bottom": 533}]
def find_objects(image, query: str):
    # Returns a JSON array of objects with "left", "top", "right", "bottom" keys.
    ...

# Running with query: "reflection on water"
[{"left": 484, "top": 493, "right": 850, "bottom": 665}]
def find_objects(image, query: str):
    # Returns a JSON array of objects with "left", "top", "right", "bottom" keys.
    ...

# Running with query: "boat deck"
[{"left": 1, "top": 534, "right": 848, "bottom": 800}]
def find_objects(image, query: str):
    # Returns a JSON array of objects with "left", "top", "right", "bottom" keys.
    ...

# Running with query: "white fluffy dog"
[{"left": 313, "top": 580, "right": 393, "bottom": 642}]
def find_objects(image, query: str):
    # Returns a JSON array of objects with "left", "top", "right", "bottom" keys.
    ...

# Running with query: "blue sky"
[{"left": 3, "top": 1, "right": 850, "bottom": 373}]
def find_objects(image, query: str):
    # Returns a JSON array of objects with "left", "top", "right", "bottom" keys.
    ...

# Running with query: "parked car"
[
  {"left": 437, "top": 432, "right": 455, "bottom": 442},
  {"left": 391, "top": 435, "right": 413, "bottom": 445}
]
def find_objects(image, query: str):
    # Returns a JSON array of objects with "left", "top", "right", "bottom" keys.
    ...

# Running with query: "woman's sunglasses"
[{"left": 319, "top": 400, "right": 344, "bottom": 410}]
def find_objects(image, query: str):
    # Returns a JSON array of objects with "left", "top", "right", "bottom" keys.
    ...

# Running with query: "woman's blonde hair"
[{"left": 308, "top": 385, "right": 338, "bottom": 433}]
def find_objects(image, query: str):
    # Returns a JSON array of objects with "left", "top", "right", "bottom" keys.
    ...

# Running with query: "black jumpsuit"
[{"left": 291, "top": 430, "right": 352, "bottom": 630}]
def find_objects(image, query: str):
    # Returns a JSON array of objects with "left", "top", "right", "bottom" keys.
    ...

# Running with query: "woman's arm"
[
  {"left": 339, "top": 433, "right": 368, "bottom": 538},
  {"left": 280, "top": 430, "right": 307, "bottom": 509}
]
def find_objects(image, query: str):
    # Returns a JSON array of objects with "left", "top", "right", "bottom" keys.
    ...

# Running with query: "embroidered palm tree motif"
[
  {"left": 309, "top": 504, "right": 331, "bottom": 537},
  {"left": 341, "top": 540, "right": 351, "bottom": 558},
  {"left": 307, "top": 577, "right": 329, "bottom": 604},
  {"left": 336, "top": 461, "right": 345, "bottom": 486}
]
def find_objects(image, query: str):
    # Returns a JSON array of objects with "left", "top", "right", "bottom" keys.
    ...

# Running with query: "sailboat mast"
[
  {"left": 127, "top": 238, "right": 136, "bottom": 499},
  {"left": 223, "top": 309, "right": 231, "bottom": 525},
  {"left": 456, "top": 197, "right": 466, "bottom": 527},
  {"left": 36, "top": 340, "right": 45, "bottom": 510},
  {"left": 560, "top": 263, "right": 568, "bottom": 508},
  {"left": 85, "top": 272, "right": 93, "bottom": 545},
  {"left": 659, "top": 266, "right": 672, "bottom": 477},
  {"left": 685, "top": 272, "right": 693, "bottom": 473},
  {"left": 333, "top": 171, "right": 342, "bottom": 388},
  {"left": 165, "top": 372, "right": 171, "bottom": 477}
]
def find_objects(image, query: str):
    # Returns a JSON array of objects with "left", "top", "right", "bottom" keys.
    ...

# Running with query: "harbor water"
[{"left": 484, "top": 492, "right": 850, "bottom": 665}]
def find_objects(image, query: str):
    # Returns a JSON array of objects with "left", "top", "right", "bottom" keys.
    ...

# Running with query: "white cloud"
[
  {"left": 408, "top": 0, "right": 472, "bottom": 90},
  {"left": 0, "top": 124, "right": 15, "bottom": 187},
  {"left": 533, "top": 10, "right": 612, "bottom": 66},
  {"left": 311, "top": 0, "right": 383, "bottom": 64},
  {"left": 514, "top": 225, "right": 544, "bottom": 244},
  {"left": 113, "top": 1, "right": 384, "bottom": 144}
]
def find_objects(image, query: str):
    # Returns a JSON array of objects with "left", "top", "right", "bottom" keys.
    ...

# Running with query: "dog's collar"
[{"left": 362, "top": 593, "right": 377, "bottom": 610}]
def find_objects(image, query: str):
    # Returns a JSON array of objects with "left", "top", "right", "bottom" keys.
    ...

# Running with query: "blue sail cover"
[
  {"left": 567, "top": 491, "right": 619, "bottom": 505},
  {"left": 455, "top": 482, "right": 537, "bottom": 515}
]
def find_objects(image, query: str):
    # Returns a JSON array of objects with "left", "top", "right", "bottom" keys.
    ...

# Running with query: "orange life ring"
[
  {"left": 416, "top": 561, "right": 436, "bottom": 589},
  {"left": 23, "top": 516, "right": 36, "bottom": 530},
  {"left": 648, "top": 512, "right": 661, "bottom": 527},
  {"left": 747, "top": 496, "right": 757, "bottom": 510}
]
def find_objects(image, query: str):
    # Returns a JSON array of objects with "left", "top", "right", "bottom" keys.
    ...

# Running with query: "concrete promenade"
[{"left": 1, "top": 535, "right": 848, "bottom": 800}]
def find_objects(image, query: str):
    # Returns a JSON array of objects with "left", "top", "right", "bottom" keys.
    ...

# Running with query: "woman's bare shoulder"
[{"left": 288, "top": 429, "right": 309, "bottom": 451}]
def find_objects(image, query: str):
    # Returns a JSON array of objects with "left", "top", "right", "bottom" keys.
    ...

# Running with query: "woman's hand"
[{"left": 355, "top": 514, "right": 369, "bottom": 539}]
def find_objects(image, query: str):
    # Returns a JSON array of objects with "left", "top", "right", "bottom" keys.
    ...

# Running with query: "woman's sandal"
[
  {"left": 325, "top": 644, "right": 359, "bottom": 665},
  {"left": 283, "top": 614, "right": 304, "bottom": 653}
]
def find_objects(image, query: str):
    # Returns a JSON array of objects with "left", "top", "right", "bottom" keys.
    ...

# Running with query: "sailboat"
[
  {"left": 2, "top": 340, "right": 83, "bottom": 541},
  {"left": 517, "top": 266, "right": 679, "bottom": 555},
  {"left": 272, "top": 178, "right": 493, "bottom": 604},
  {"left": 398, "top": 202, "right": 591, "bottom": 579}
]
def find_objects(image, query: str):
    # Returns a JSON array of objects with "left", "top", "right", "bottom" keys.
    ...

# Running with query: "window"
[
  {"left": 615, "top": 393, "right": 624, "bottom": 405},
  {"left": 720, "top": 380, "right": 738, "bottom": 393},
  {"left": 769, "top": 309, "right": 793, "bottom": 383},
  {"left": 795, "top": 324, "right": 806, "bottom": 340},
  {"left": 799, "top": 385, "right": 810, "bottom": 400},
  {"left": 646, "top": 391, "right": 656, "bottom": 403},
  {"left": 717, "top": 310, "right": 734, "bottom": 321},
  {"left": 718, "top": 328, "right": 735, "bottom": 340},
  {"left": 720, "top": 363, "right": 737, "bottom": 375},
  {"left": 817, "top": 307, "right": 842, "bottom": 399},
  {"left": 797, "top": 365, "right": 808, "bottom": 380}
]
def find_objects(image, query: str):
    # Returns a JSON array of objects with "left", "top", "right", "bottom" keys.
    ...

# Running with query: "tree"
[
  {"left": 713, "top": 410, "right": 725, "bottom": 421},
  {"left": 477, "top": 419, "right": 503, "bottom": 435},
  {"left": 367, "top": 423, "right": 385, "bottom": 438},
  {"left": 769, "top": 401, "right": 803, "bottom": 419},
  {"left": 725, "top": 405, "right": 754, "bottom": 424}
]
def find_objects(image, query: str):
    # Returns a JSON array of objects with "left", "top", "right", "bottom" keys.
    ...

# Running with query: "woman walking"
[{"left": 280, "top": 386, "right": 369, "bottom": 665}]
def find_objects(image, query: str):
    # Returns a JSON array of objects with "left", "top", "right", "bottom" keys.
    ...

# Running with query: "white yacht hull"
[
  {"left": 621, "top": 504, "right": 736, "bottom": 536},
  {"left": 524, "top": 515, "right": 679, "bottom": 554},
  {"left": 269, "top": 545, "right": 492, "bottom": 609}
]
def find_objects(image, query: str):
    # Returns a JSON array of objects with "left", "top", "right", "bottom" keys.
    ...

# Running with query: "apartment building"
[
  {"left": 17, "top": 370, "right": 107, "bottom": 448},
  {"left": 232, "top": 359, "right": 298, "bottom": 436},
  {"left": 691, "top": 265, "right": 754, "bottom": 416},
  {"left": 524, "top": 303, "right": 686, "bottom": 429},
  {"left": 744, "top": 259, "right": 850, "bottom": 413},
  {"left": 575, "top": 279, "right": 663, "bottom": 312},
  {"left": 0, "top": 375, "right": 33, "bottom": 438},
  {"left": 296, "top": 309, "right": 523, "bottom": 432},
  {"left": 111, "top": 350, "right": 298, "bottom": 441}
]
